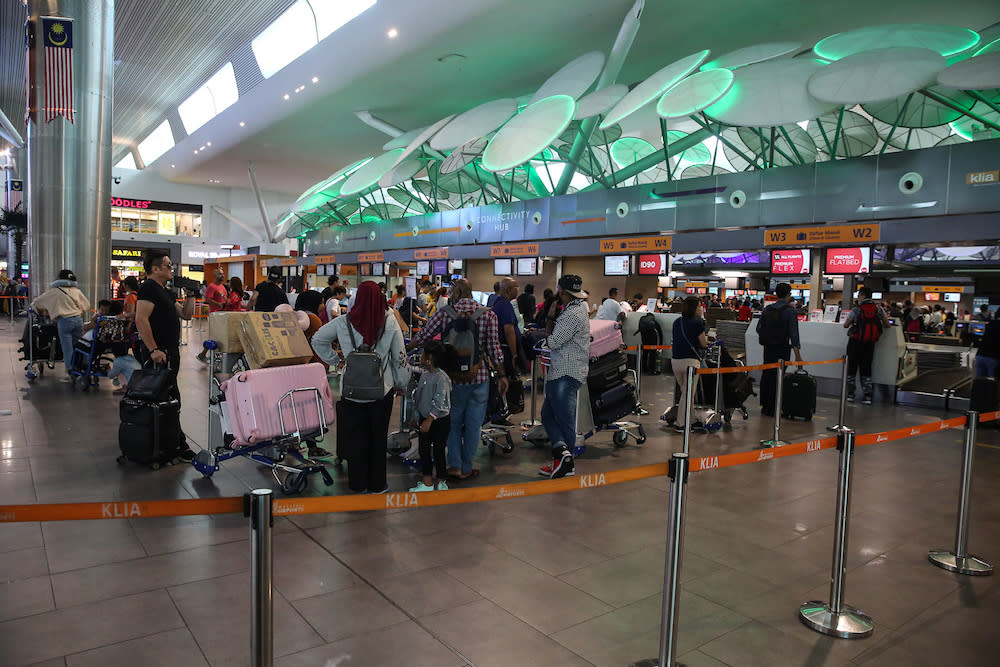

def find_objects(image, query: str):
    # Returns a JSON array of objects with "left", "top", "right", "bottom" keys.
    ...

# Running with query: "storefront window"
[{"left": 110, "top": 200, "right": 202, "bottom": 237}]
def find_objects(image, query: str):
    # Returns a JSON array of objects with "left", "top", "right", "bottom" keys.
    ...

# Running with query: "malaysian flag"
[
  {"left": 42, "top": 17, "right": 74, "bottom": 123},
  {"left": 5, "top": 180, "right": 23, "bottom": 210}
]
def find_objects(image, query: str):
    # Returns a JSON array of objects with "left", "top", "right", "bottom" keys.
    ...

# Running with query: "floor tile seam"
[
  {"left": 691, "top": 618, "right": 758, "bottom": 660},
  {"left": 287, "top": 512, "right": 477, "bottom": 666},
  {"left": 41, "top": 536, "right": 249, "bottom": 578},
  {"left": 130, "top": 534, "right": 252, "bottom": 559},
  {"left": 163, "top": 586, "right": 215, "bottom": 666}
]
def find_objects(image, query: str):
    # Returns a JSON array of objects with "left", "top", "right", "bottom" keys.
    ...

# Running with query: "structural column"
[
  {"left": 26, "top": 0, "right": 114, "bottom": 302},
  {"left": 808, "top": 249, "right": 823, "bottom": 314}
]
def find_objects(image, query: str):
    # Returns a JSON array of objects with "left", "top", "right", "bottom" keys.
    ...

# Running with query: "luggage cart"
[
  {"left": 68, "top": 316, "right": 132, "bottom": 391},
  {"left": 20, "top": 309, "right": 61, "bottom": 381},
  {"left": 659, "top": 342, "right": 729, "bottom": 433}
]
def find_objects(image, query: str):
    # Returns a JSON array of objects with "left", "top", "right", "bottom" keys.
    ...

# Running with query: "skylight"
[
  {"left": 115, "top": 153, "right": 138, "bottom": 170},
  {"left": 252, "top": 0, "right": 377, "bottom": 79},
  {"left": 178, "top": 63, "right": 239, "bottom": 134},
  {"left": 137, "top": 121, "right": 175, "bottom": 166}
]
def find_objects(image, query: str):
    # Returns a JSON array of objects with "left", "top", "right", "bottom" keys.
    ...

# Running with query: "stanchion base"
[
  {"left": 798, "top": 601, "right": 873, "bottom": 638},
  {"left": 759, "top": 439, "right": 788, "bottom": 448},
  {"left": 630, "top": 659, "right": 687, "bottom": 667},
  {"left": 636, "top": 407, "right": 650, "bottom": 416},
  {"left": 827, "top": 424, "right": 849, "bottom": 432},
  {"left": 928, "top": 551, "right": 994, "bottom": 576}
]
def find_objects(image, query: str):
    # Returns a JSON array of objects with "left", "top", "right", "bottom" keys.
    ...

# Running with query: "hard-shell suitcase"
[
  {"left": 587, "top": 350, "right": 628, "bottom": 393},
  {"left": 118, "top": 397, "right": 182, "bottom": 468},
  {"left": 970, "top": 377, "right": 998, "bottom": 413},
  {"left": 593, "top": 383, "right": 636, "bottom": 426},
  {"left": 781, "top": 368, "right": 817, "bottom": 421},
  {"left": 221, "top": 363, "right": 335, "bottom": 445},
  {"left": 589, "top": 319, "right": 623, "bottom": 359},
  {"left": 592, "top": 382, "right": 635, "bottom": 410}
]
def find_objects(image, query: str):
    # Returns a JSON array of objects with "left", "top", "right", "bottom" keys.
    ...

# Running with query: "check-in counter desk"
[{"left": 743, "top": 321, "right": 907, "bottom": 395}]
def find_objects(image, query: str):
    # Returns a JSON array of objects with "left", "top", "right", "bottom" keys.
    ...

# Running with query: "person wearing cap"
[
  {"left": 31, "top": 269, "right": 91, "bottom": 379},
  {"left": 538, "top": 274, "right": 590, "bottom": 479},
  {"left": 248, "top": 265, "right": 289, "bottom": 312}
]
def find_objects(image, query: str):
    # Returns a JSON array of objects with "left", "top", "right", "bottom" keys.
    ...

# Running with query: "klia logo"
[
  {"left": 579, "top": 473, "right": 607, "bottom": 488},
  {"left": 495, "top": 487, "right": 526, "bottom": 499},
  {"left": 910, "top": 428, "right": 921, "bottom": 436},
  {"left": 698, "top": 456, "right": 719, "bottom": 470},
  {"left": 806, "top": 440, "right": 821, "bottom": 452},
  {"left": 102, "top": 502, "right": 142, "bottom": 518},
  {"left": 386, "top": 494, "right": 419, "bottom": 508}
]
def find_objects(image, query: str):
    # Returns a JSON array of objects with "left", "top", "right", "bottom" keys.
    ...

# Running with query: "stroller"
[
  {"left": 20, "top": 309, "right": 62, "bottom": 381},
  {"left": 69, "top": 317, "right": 133, "bottom": 391}
]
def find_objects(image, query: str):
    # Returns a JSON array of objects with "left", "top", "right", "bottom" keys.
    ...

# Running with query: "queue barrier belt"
[
  {"left": 696, "top": 357, "right": 844, "bottom": 376},
  {"left": 0, "top": 411, "right": 988, "bottom": 524}
]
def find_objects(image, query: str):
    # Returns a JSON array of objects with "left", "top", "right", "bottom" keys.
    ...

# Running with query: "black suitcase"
[
  {"left": 592, "top": 381, "right": 635, "bottom": 410},
  {"left": 588, "top": 351, "right": 628, "bottom": 393},
  {"left": 724, "top": 373, "right": 755, "bottom": 409},
  {"left": 118, "top": 397, "right": 183, "bottom": 468},
  {"left": 781, "top": 368, "right": 817, "bottom": 421},
  {"left": 506, "top": 377, "right": 525, "bottom": 415},
  {"left": 970, "top": 377, "right": 998, "bottom": 413},
  {"left": 593, "top": 396, "right": 636, "bottom": 426}
]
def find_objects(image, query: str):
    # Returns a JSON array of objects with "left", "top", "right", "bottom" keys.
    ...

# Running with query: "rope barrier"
[
  {"left": 0, "top": 408, "right": 987, "bottom": 523},
  {"left": 695, "top": 356, "right": 844, "bottom": 375}
]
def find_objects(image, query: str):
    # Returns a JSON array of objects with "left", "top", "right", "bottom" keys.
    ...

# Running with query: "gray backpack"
[{"left": 341, "top": 318, "right": 386, "bottom": 401}]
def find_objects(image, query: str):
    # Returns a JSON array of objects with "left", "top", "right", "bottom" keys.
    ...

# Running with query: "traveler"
[
  {"left": 326, "top": 285, "right": 347, "bottom": 321},
  {"left": 841, "top": 286, "right": 889, "bottom": 405},
  {"left": 534, "top": 289, "right": 559, "bottom": 328},
  {"left": 594, "top": 287, "right": 623, "bottom": 321},
  {"left": 396, "top": 285, "right": 425, "bottom": 329},
  {"left": 311, "top": 281, "right": 410, "bottom": 493},
  {"left": 31, "top": 269, "right": 90, "bottom": 378},
  {"left": 671, "top": 297, "right": 708, "bottom": 432},
  {"left": 755, "top": 283, "right": 803, "bottom": 416},
  {"left": 974, "top": 310, "right": 1000, "bottom": 379},
  {"left": 538, "top": 274, "right": 590, "bottom": 478},
  {"left": 133, "top": 250, "right": 197, "bottom": 461},
  {"left": 197, "top": 268, "right": 228, "bottom": 362},
  {"left": 320, "top": 275, "right": 340, "bottom": 302},
  {"left": 517, "top": 283, "right": 536, "bottom": 320},
  {"left": 737, "top": 299, "right": 753, "bottom": 322},
  {"left": 106, "top": 301, "right": 141, "bottom": 396},
  {"left": 492, "top": 277, "right": 523, "bottom": 376},
  {"left": 223, "top": 277, "right": 245, "bottom": 311},
  {"left": 409, "top": 340, "right": 456, "bottom": 492},
  {"left": 408, "top": 278, "right": 506, "bottom": 481},
  {"left": 121, "top": 276, "right": 140, "bottom": 320},
  {"left": 929, "top": 304, "right": 944, "bottom": 332},
  {"left": 486, "top": 282, "right": 501, "bottom": 308},
  {"left": 974, "top": 304, "right": 991, "bottom": 321},
  {"left": 418, "top": 279, "right": 433, "bottom": 314},
  {"left": 248, "top": 265, "right": 289, "bottom": 312}
]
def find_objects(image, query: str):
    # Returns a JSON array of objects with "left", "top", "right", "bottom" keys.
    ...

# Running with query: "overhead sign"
[
  {"left": 415, "top": 248, "right": 449, "bottom": 260},
  {"left": 764, "top": 223, "right": 879, "bottom": 247},
  {"left": 771, "top": 249, "right": 811, "bottom": 275},
  {"left": 922, "top": 286, "right": 965, "bottom": 293},
  {"left": 358, "top": 252, "right": 384, "bottom": 262},
  {"left": 313, "top": 254, "right": 336, "bottom": 264},
  {"left": 110, "top": 197, "right": 203, "bottom": 214},
  {"left": 966, "top": 170, "right": 998, "bottom": 185},
  {"left": 825, "top": 247, "right": 871, "bottom": 274},
  {"left": 600, "top": 235, "right": 672, "bottom": 253},
  {"left": 111, "top": 247, "right": 144, "bottom": 260},
  {"left": 280, "top": 258, "right": 298, "bottom": 266},
  {"left": 491, "top": 243, "right": 539, "bottom": 257},
  {"left": 637, "top": 254, "right": 669, "bottom": 275}
]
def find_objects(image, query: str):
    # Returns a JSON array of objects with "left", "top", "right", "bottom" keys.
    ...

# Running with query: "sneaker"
[
  {"left": 538, "top": 462, "right": 555, "bottom": 477},
  {"left": 177, "top": 448, "right": 196, "bottom": 462},
  {"left": 490, "top": 416, "right": 514, "bottom": 427},
  {"left": 861, "top": 396, "right": 873, "bottom": 406},
  {"left": 307, "top": 445, "right": 332, "bottom": 459},
  {"left": 847, "top": 394, "right": 856, "bottom": 403},
  {"left": 409, "top": 481, "right": 435, "bottom": 492},
  {"left": 672, "top": 424, "right": 686, "bottom": 434},
  {"left": 549, "top": 450, "right": 575, "bottom": 479},
  {"left": 435, "top": 480, "right": 449, "bottom": 491}
]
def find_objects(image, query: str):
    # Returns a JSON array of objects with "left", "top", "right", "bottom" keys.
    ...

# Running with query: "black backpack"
[
  {"left": 442, "top": 305, "right": 488, "bottom": 383},
  {"left": 758, "top": 303, "right": 787, "bottom": 346},
  {"left": 636, "top": 313, "right": 662, "bottom": 345}
]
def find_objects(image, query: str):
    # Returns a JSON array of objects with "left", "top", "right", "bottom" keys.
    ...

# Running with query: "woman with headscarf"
[{"left": 311, "top": 281, "right": 410, "bottom": 492}]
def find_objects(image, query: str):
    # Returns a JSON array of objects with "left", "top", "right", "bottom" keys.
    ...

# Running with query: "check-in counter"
[
  {"left": 743, "top": 320, "right": 906, "bottom": 391},
  {"left": 621, "top": 311, "right": 680, "bottom": 367}
]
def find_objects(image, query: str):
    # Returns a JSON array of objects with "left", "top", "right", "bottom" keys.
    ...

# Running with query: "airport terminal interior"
[{"left": 2, "top": 0, "right": 1000, "bottom": 665}]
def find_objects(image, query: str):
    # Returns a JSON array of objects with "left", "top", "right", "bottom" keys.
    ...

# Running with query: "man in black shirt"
[
  {"left": 516, "top": 283, "right": 536, "bottom": 320},
  {"left": 248, "top": 265, "right": 289, "bottom": 312},
  {"left": 320, "top": 274, "right": 340, "bottom": 302},
  {"left": 755, "top": 283, "right": 804, "bottom": 416},
  {"left": 134, "top": 249, "right": 197, "bottom": 460}
]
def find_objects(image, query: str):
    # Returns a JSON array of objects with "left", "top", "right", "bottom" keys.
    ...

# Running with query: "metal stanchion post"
[
  {"left": 634, "top": 347, "right": 649, "bottom": 416},
  {"left": 521, "top": 357, "right": 541, "bottom": 428},
  {"left": 682, "top": 365, "right": 695, "bottom": 456},
  {"left": 799, "top": 430, "right": 874, "bottom": 638},
  {"left": 929, "top": 411, "right": 993, "bottom": 575},
  {"left": 829, "top": 358, "right": 849, "bottom": 432},
  {"left": 247, "top": 489, "right": 274, "bottom": 667},
  {"left": 760, "top": 360, "right": 788, "bottom": 448},
  {"left": 631, "top": 452, "right": 689, "bottom": 667}
]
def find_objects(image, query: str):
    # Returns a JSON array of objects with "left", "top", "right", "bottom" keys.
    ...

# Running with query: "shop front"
[
  {"left": 111, "top": 197, "right": 203, "bottom": 237},
  {"left": 110, "top": 241, "right": 180, "bottom": 297}
]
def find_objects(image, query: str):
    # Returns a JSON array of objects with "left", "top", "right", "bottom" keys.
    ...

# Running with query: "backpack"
[
  {"left": 636, "top": 313, "right": 662, "bottom": 345},
  {"left": 851, "top": 302, "right": 883, "bottom": 343},
  {"left": 905, "top": 311, "right": 922, "bottom": 333},
  {"left": 757, "top": 303, "right": 787, "bottom": 346},
  {"left": 399, "top": 297, "right": 417, "bottom": 326},
  {"left": 442, "top": 304, "right": 488, "bottom": 384},
  {"left": 340, "top": 317, "right": 387, "bottom": 401}
]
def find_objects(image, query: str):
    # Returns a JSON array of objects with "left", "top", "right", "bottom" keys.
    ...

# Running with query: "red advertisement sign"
[
  {"left": 637, "top": 254, "right": 668, "bottom": 275},
  {"left": 825, "top": 247, "right": 871, "bottom": 274},
  {"left": 770, "top": 249, "right": 811, "bottom": 275}
]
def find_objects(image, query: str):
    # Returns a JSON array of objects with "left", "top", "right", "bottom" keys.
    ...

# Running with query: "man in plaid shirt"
[{"left": 409, "top": 279, "right": 507, "bottom": 480}]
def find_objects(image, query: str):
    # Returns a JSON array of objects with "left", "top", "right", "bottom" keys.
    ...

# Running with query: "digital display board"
[
  {"left": 770, "top": 249, "right": 811, "bottom": 275},
  {"left": 416, "top": 261, "right": 430, "bottom": 276},
  {"left": 494, "top": 258, "right": 512, "bottom": 275},
  {"left": 637, "top": 254, "right": 669, "bottom": 275},
  {"left": 516, "top": 257, "right": 538, "bottom": 275},
  {"left": 432, "top": 260, "right": 448, "bottom": 276},
  {"left": 825, "top": 247, "right": 871, "bottom": 274},
  {"left": 604, "top": 255, "right": 630, "bottom": 276}
]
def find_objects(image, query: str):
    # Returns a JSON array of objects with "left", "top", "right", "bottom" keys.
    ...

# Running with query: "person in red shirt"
[
  {"left": 223, "top": 277, "right": 245, "bottom": 311},
  {"left": 737, "top": 299, "right": 753, "bottom": 322},
  {"left": 197, "top": 268, "right": 228, "bottom": 362}
]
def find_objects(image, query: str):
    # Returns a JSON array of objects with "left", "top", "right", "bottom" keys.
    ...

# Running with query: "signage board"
[
  {"left": 825, "top": 247, "right": 871, "bottom": 274},
  {"left": 966, "top": 170, "right": 998, "bottom": 185},
  {"left": 770, "top": 249, "right": 811, "bottom": 275},
  {"left": 415, "top": 248, "right": 448, "bottom": 260},
  {"left": 358, "top": 252, "right": 384, "bottom": 262},
  {"left": 637, "top": 254, "right": 669, "bottom": 275},
  {"left": 111, "top": 247, "right": 144, "bottom": 260},
  {"left": 491, "top": 243, "right": 539, "bottom": 257},
  {"left": 110, "top": 197, "right": 203, "bottom": 214},
  {"left": 764, "top": 223, "right": 879, "bottom": 247},
  {"left": 313, "top": 254, "right": 336, "bottom": 264},
  {"left": 280, "top": 257, "right": 298, "bottom": 266},
  {"left": 921, "top": 285, "right": 965, "bottom": 293},
  {"left": 600, "top": 235, "right": 672, "bottom": 253}
]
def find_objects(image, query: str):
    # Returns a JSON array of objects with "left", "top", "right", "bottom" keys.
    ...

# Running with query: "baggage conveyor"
[{"left": 895, "top": 367, "right": 974, "bottom": 412}]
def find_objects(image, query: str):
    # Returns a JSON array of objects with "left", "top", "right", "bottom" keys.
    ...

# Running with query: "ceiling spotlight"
[
  {"left": 170, "top": 164, "right": 175, "bottom": 168},
  {"left": 199, "top": 145, "right": 206, "bottom": 151},
  {"left": 239, "top": 121, "right": 245, "bottom": 127},
  {"left": 194, "top": 150, "right": 199, "bottom": 154},
  {"left": 311, "top": 76, "right": 318, "bottom": 83},
  {"left": 283, "top": 93, "right": 290, "bottom": 100},
  {"left": 387, "top": 28, "right": 398, "bottom": 39},
  {"left": 206, "top": 142, "right": 212, "bottom": 146}
]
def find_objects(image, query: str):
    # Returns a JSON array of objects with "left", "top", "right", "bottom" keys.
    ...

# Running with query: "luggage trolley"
[
  {"left": 524, "top": 341, "right": 646, "bottom": 451},
  {"left": 193, "top": 341, "right": 333, "bottom": 495},
  {"left": 20, "top": 309, "right": 61, "bottom": 381},
  {"left": 68, "top": 316, "right": 132, "bottom": 390},
  {"left": 660, "top": 341, "right": 752, "bottom": 432}
]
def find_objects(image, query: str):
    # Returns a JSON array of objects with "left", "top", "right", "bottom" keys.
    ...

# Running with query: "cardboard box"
[
  {"left": 238, "top": 312, "right": 314, "bottom": 369},
  {"left": 208, "top": 312, "right": 249, "bottom": 353}
]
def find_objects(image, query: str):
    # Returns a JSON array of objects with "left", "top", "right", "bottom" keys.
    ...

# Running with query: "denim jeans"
[
  {"left": 110, "top": 355, "right": 142, "bottom": 383},
  {"left": 446, "top": 381, "right": 489, "bottom": 474},
  {"left": 56, "top": 316, "right": 83, "bottom": 374},
  {"left": 975, "top": 355, "right": 999, "bottom": 379},
  {"left": 541, "top": 375, "right": 581, "bottom": 452}
]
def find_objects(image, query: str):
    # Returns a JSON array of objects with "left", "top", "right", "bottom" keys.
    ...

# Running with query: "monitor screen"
[
  {"left": 472, "top": 290, "right": 484, "bottom": 305},
  {"left": 450, "top": 259, "right": 463, "bottom": 270},
  {"left": 604, "top": 255, "right": 630, "bottom": 276},
  {"left": 770, "top": 249, "right": 811, "bottom": 275},
  {"left": 637, "top": 254, "right": 669, "bottom": 275},
  {"left": 360, "top": 263, "right": 371, "bottom": 276},
  {"left": 825, "top": 247, "right": 871, "bottom": 274},
  {"left": 924, "top": 292, "right": 940, "bottom": 301},
  {"left": 432, "top": 259, "right": 448, "bottom": 275},
  {"left": 790, "top": 289, "right": 803, "bottom": 298},
  {"left": 416, "top": 260, "right": 430, "bottom": 276},
  {"left": 493, "top": 258, "right": 512, "bottom": 275},
  {"left": 516, "top": 257, "right": 538, "bottom": 275},
  {"left": 970, "top": 322, "right": 986, "bottom": 336},
  {"left": 944, "top": 292, "right": 961, "bottom": 302},
  {"left": 871, "top": 291, "right": 883, "bottom": 300},
  {"left": 371, "top": 262, "right": 384, "bottom": 276}
]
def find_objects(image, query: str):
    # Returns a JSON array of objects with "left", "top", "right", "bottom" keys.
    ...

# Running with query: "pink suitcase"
[
  {"left": 221, "top": 363, "right": 335, "bottom": 445},
  {"left": 589, "top": 319, "right": 623, "bottom": 358}
]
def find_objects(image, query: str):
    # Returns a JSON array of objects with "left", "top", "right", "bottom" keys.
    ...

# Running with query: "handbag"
[{"left": 124, "top": 362, "right": 173, "bottom": 401}]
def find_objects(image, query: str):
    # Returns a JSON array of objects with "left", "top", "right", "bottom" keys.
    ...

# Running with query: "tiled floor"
[{"left": 0, "top": 319, "right": 998, "bottom": 666}]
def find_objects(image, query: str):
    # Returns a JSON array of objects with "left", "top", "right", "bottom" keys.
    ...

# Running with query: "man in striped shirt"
[
  {"left": 539, "top": 274, "right": 591, "bottom": 478},
  {"left": 409, "top": 279, "right": 507, "bottom": 480}
]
